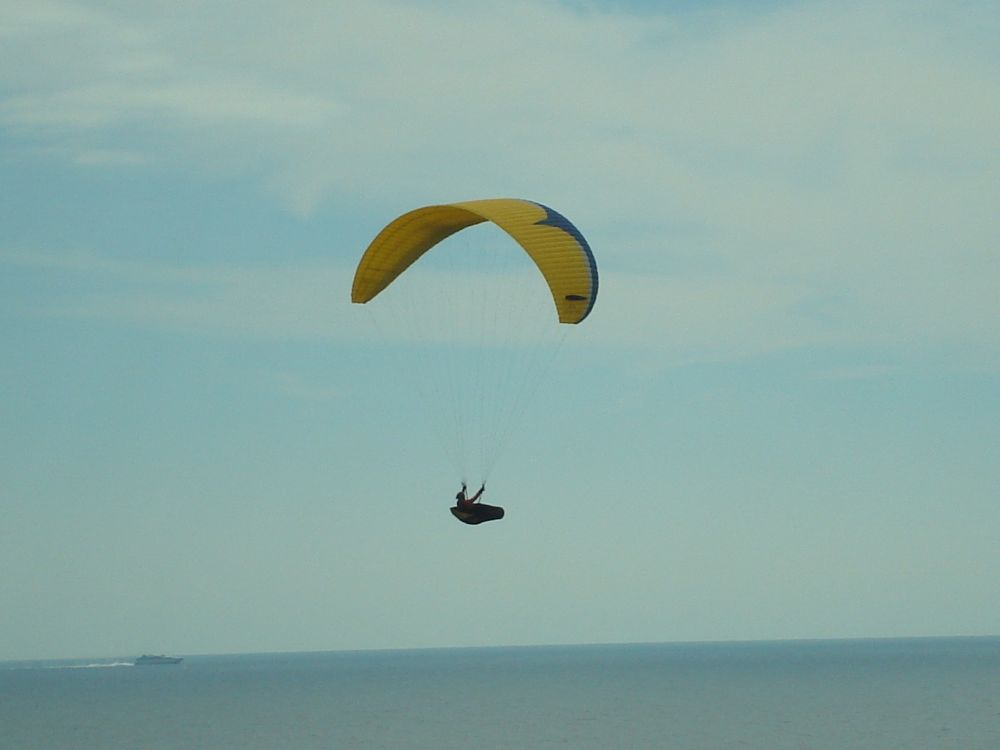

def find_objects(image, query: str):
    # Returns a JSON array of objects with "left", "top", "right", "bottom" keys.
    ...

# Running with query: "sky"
[{"left": 1, "top": 0, "right": 998, "bottom": 661}]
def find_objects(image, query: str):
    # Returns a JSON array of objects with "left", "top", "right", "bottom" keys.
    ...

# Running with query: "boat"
[{"left": 134, "top": 654, "right": 183, "bottom": 665}]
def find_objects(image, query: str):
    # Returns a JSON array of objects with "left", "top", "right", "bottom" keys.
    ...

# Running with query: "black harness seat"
[{"left": 450, "top": 503, "right": 505, "bottom": 525}]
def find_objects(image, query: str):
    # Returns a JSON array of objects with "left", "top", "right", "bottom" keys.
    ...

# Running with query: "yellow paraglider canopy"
[{"left": 351, "top": 198, "right": 597, "bottom": 323}]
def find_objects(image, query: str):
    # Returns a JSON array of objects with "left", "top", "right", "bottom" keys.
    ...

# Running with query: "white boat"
[{"left": 134, "top": 654, "right": 183, "bottom": 665}]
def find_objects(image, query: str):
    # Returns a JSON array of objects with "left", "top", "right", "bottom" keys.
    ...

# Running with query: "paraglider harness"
[{"left": 451, "top": 483, "right": 504, "bottom": 525}]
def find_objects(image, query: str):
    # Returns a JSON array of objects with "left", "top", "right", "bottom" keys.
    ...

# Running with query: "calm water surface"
[{"left": 2, "top": 638, "right": 998, "bottom": 749}]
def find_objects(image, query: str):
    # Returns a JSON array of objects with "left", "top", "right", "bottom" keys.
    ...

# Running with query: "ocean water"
[{"left": 2, "top": 638, "right": 998, "bottom": 749}]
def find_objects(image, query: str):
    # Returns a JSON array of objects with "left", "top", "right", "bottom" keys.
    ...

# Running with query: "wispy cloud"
[
  {"left": 267, "top": 370, "right": 342, "bottom": 403},
  {"left": 7, "top": 2, "right": 994, "bottom": 210},
  {"left": 2, "top": 0, "right": 998, "bottom": 366},
  {"left": 7, "top": 244, "right": 990, "bottom": 376},
  {"left": 1, "top": 249, "right": 354, "bottom": 339}
]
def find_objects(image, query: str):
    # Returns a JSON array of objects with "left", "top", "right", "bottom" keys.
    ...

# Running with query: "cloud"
[
  {"left": 4, "top": 2, "right": 996, "bottom": 216},
  {"left": 7, "top": 243, "right": 990, "bottom": 378},
  {"left": 1, "top": 249, "right": 355, "bottom": 339},
  {"left": 2, "top": 0, "right": 998, "bottom": 366},
  {"left": 71, "top": 148, "right": 147, "bottom": 166},
  {"left": 267, "top": 370, "right": 341, "bottom": 403}
]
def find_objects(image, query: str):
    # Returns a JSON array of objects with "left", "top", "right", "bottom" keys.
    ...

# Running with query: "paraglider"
[
  {"left": 352, "top": 198, "right": 597, "bottom": 525},
  {"left": 352, "top": 198, "right": 598, "bottom": 323},
  {"left": 450, "top": 482, "right": 505, "bottom": 525}
]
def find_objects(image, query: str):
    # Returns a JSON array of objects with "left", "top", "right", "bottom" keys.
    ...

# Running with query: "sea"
[{"left": 2, "top": 638, "right": 998, "bottom": 749}]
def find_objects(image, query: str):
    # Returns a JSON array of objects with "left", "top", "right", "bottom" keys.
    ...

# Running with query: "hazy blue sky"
[{"left": 2, "top": 0, "right": 998, "bottom": 661}]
